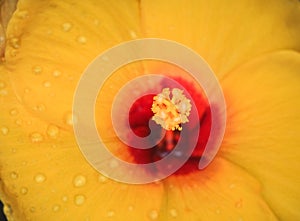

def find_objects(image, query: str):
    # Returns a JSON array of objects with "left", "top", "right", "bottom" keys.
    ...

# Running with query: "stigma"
[{"left": 151, "top": 88, "right": 192, "bottom": 131}]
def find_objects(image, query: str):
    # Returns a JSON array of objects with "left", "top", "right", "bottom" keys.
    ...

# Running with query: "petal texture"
[
  {"left": 5, "top": 0, "right": 142, "bottom": 130},
  {"left": 140, "top": 0, "right": 300, "bottom": 78},
  {"left": 221, "top": 50, "right": 300, "bottom": 220},
  {"left": 159, "top": 157, "right": 277, "bottom": 221},
  {"left": 0, "top": 67, "right": 165, "bottom": 220}
]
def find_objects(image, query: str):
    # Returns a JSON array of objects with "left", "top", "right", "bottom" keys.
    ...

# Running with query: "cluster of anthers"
[{"left": 151, "top": 88, "right": 192, "bottom": 131}]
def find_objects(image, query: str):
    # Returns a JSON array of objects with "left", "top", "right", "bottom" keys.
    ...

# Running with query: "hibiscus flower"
[{"left": 1, "top": 0, "right": 300, "bottom": 221}]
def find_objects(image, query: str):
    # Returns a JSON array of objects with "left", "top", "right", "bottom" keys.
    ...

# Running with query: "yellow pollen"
[{"left": 151, "top": 88, "right": 192, "bottom": 131}]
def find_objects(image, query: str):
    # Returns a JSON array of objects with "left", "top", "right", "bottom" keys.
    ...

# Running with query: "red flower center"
[{"left": 128, "top": 77, "right": 212, "bottom": 175}]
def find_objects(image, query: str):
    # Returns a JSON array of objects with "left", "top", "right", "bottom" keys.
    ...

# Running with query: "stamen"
[{"left": 151, "top": 88, "right": 192, "bottom": 131}]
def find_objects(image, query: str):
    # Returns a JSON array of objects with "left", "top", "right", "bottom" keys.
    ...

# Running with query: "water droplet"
[
  {"left": 52, "top": 70, "right": 62, "bottom": 77},
  {"left": 34, "top": 173, "right": 46, "bottom": 183},
  {"left": 15, "top": 119, "right": 23, "bottom": 126},
  {"left": 3, "top": 204, "right": 12, "bottom": 216},
  {"left": 0, "top": 81, "right": 6, "bottom": 89},
  {"left": 32, "top": 104, "right": 46, "bottom": 112},
  {"left": 128, "top": 205, "right": 134, "bottom": 211},
  {"left": 73, "top": 175, "right": 86, "bottom": 187},
  {"left": 46, "top": 124, "right": 59, "bottom": 139},
  {"left": 169, "top": 209, "right": 178, "bottom": 217},
  {"left": 20, "top": 187, "right": 28, "bottom": 195},
  {"left": 9, "top": 108, "right": 19, "bottom": 116},
  {"left": 129, "top": 30, "right": 137, "bottom": 39},
  {"left": 0, "top": 89, "right": 8, "bottom": 96},
  {"left": 74, "top": 194, "right": 85, "bottom": 206},
  {"left": 30, "top": 132, "right": 44, "bottom": 143},
  {"left": 32, "top": 66, "right": 43, "bottom": 75},
  {"left": 52, "top": 204, "right": 60, "bottom": 212},
  {"left": 77, "top": 36, "right": 87, "bottom": 44},
  {"left": 1, "top": 126, "right": 9, "bottom": 135},
  {"left": 148, "top": 210, "right": 158, "bottom": 220},
  {"left": 235, "top": 199, "right": 243, "bottom": 208},
  {"left": 9, "top": 38, "right": 20, "bottom": 49},
  {"left": 98, "top": 175, "right": 108, "bottom": 183},
  {"left": 43, "top": 81, "right": 52, "bottom": 88},
  {"left": 215, "top": 209, "right": 221, "bottom": 214},
  {"left": 64, "top": 112, "right": 77, "bottom": 126},
  {"left": 62, "top": 195, "right": 68, "bottom": 202},
  {"left": 30, "top": 207, "right": 36, "bottom": 213},
  {"left": 107, "top": 210, "right": 115, "bottom": 217},
  {"left": 62, "top": 22, "right": 72, "bottom": 32},
  {"left": 24, "top": 88, "right": 31, "bottom": 93},
  {"left": 10, "top": 171, "right": 18, "bottom": 179}
]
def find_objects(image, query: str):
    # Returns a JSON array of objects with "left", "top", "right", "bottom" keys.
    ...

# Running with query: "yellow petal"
[
  {"left": 0, "top": 67, "right": 165, "bottom": 220},
  {"left": 221, "top": 50, "right": 300, "bottom": 220},
  {"left": 140, "top": 0, "right": 300, "bottom": 78},
  {"left": 5, "top": 0, "right": 141, "bottom": 130},
  {"left": 160, "top": 157, "right": 277, "bottom": 220}
]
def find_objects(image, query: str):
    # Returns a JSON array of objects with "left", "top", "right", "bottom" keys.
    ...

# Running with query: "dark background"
[{"left": 0, "top": 201, "right": 7, "bottom": 221}]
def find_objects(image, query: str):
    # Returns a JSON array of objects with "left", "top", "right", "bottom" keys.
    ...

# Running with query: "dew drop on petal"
[
  {"left": 0, "top": 126, "right": 9, "bottom": 135},
  {"left": 128, "top": 205, "right": 134, "bottom": 211},
  {"left": 0, "top": 81, "right": 6, "bottom": 89},
  {"left": 98, "top": 174, "right": 108, "bottom": 183},
  {"left": 235, "top": 199, "right": 243, "bottom": 208},
  {"left": 148, "top": 210, "right": 158, "bottom": 220},
  {"left": 9, "top": 38, "right": 20, "bottom": 49},
  {"left": 62, "top": 22, "right": 72, "bottom": 32},
  {"left": 52, "top": 204, "right": 60, "bottom": 212},
  {"left": 53, "top": 70, "right": 62, "bottom": 77},
  {"left": 77, "top": 36, "right": 87, "bottom": 44},
  {"left": 34, "top": 173, "right": 46, "bottom": 183},
  {"left": 106, "top": 210, "right": 115, "bottom": 217},
  {"left": 61, "top": 195, "right": 68, "bottom": 202},
  {"left": 64, "top": 112, "right": 77, "bottom": 126},
  {"left": 74, "top": 194, "right": 85, "bottom": 206},
  {"left": 129, "top": 30, "right": 137, "bottom": 39},
  {"left": 30, "top": 132, "right": 44, "bottom": 143},
  {"left": 3, "top": 204, "right": 12, "bottom": 217},
  {"left": 46, "top": 124, "right": 59, "bottom": 139},
  {"left": 0, "top": 89, "right": 8, "bottom": 96},
  {"left": 30, "top": 207, "right": 36, "bottom": 213},
  {"left": 20, "top": 187, "right": 28, "bottom": 195},
  {"left": 32, "top": 103, "right": 46, "bottom": 112},
  {"left": 15, "top": 119, "right": 23, "bottom": 126},
  {"left": 10, "top": 171, "right": 18, "bottom": 179},
  {"left": 169, "top": 209, "right": 178, "bottom": 217},
  {"left": 9, "top": 108, "right": 19, "bottom": 116},
  {"left": 43, "top": 81, "right": 52, "bottom": 88},
  {"left": 73, "top": 175, "right": 86, "bottom": 187},
  {"left": 32, "top": 66, "right": 43, "bottom": 75},
  {"left": 24, "top": 88, "right": 31, "bottom": 94}
]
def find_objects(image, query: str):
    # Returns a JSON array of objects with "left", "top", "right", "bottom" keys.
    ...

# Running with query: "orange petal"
[
  {"left": 5, "top": 0, "right": 141, "bottom": 130},
  {"left": 140, "top": 0, "right": 300, "bottom": 78},
  {"left": 0, "top": 67, "right": 165, "bottom": 220},
  {"left": 160, "top": 157, "right": 277, "bottom": 220},
  {"left": 221, "top": 50, "right": 300, "bottom": 219}
]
